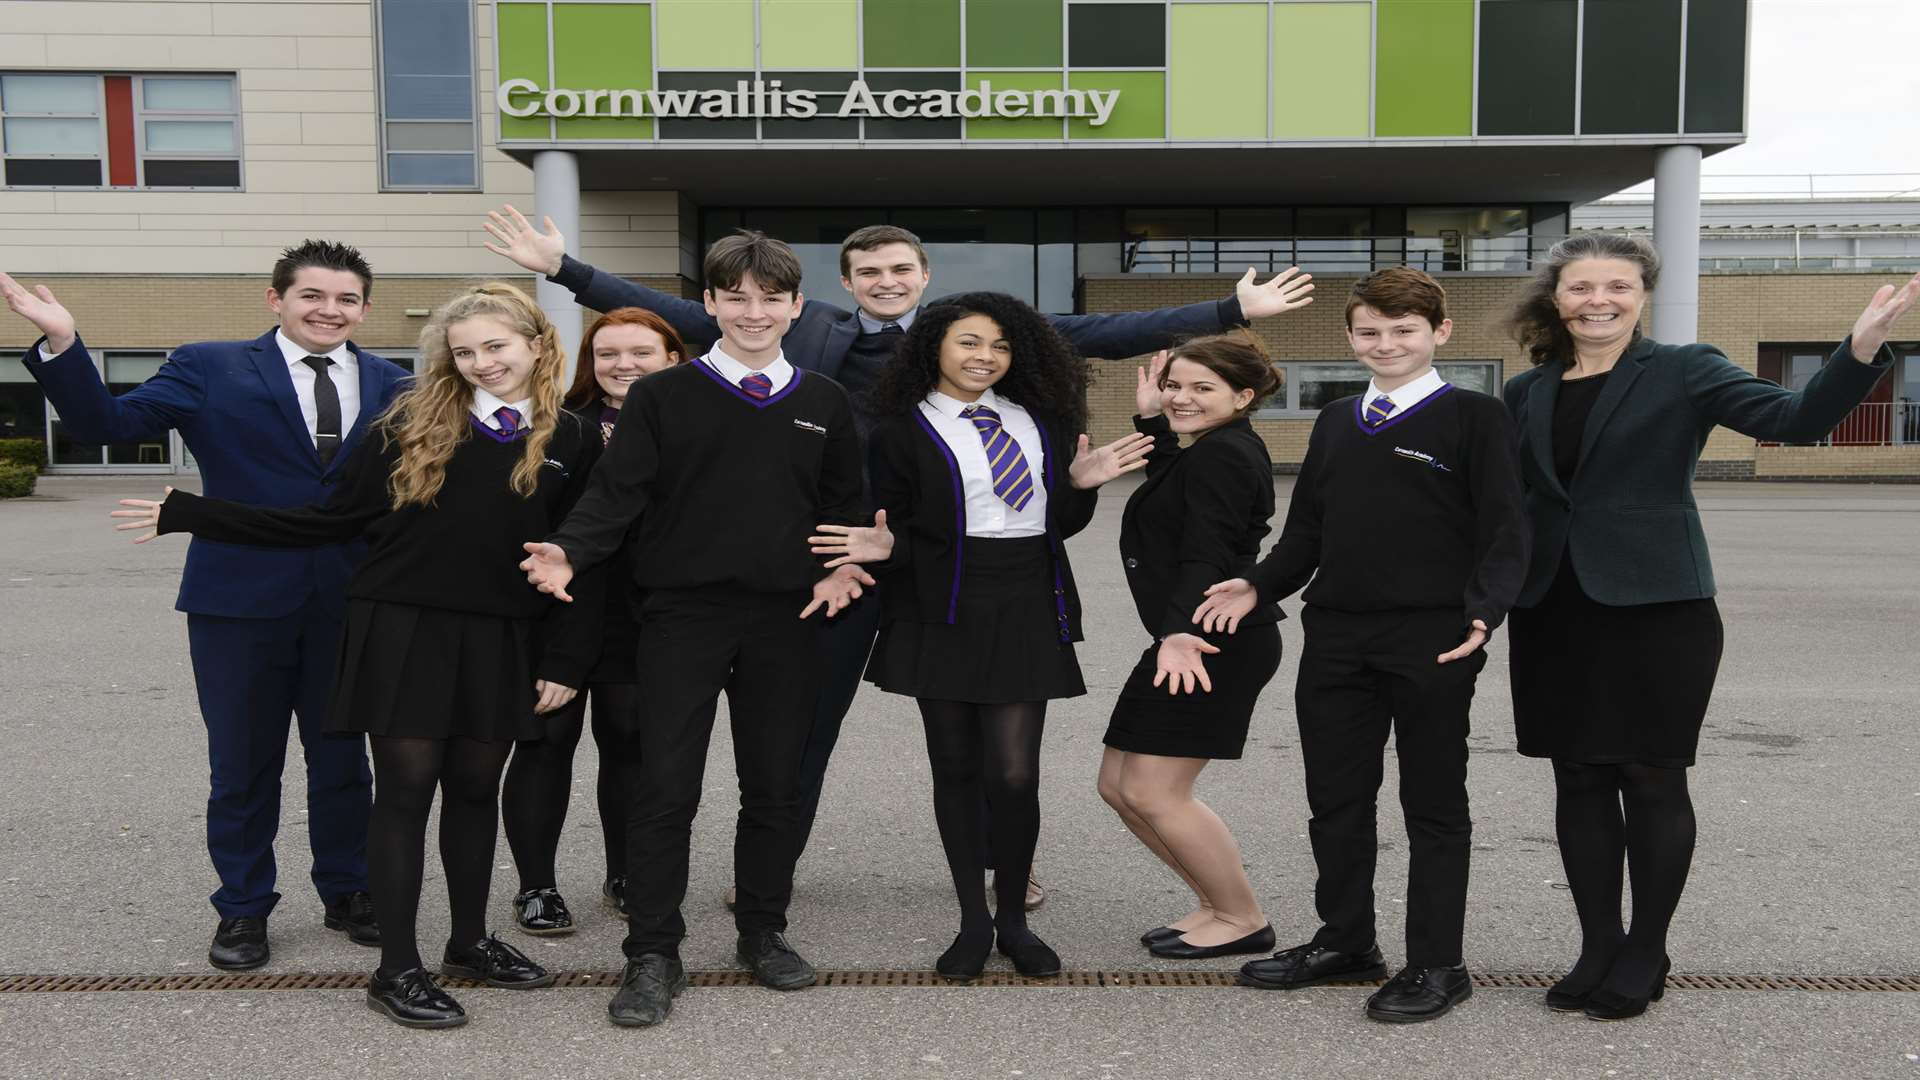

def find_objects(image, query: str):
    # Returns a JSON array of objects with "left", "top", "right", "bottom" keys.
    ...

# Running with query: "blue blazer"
[{"left": 24, "top": 329, "right": 412, "bottom": 619}]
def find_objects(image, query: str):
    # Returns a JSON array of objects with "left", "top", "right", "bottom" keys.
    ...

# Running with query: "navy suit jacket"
[
  {"left": 549, "top": 255, "right": 1247, "bottom": 379},
  {"left": 25, "top": 329, "right": 411, "bottom": 619}
]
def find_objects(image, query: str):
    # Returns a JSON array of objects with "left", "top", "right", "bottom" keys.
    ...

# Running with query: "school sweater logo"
[
  {"left": 1392, "top": 446, "right": 1452, "bottom": 472},
  {"left": 793, "top": 418, "right": 828, "bottom": 436},
  {"left": 541, "top": 458, "right": 569, "bottom": 476}
]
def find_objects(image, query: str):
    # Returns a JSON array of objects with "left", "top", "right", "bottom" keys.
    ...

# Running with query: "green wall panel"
[
  {"left": 495, "top": 3, "right": 549, "bottom": 141},
  {"left": 1478, "top": 0, "right": 1577, "bottom": 135},
  {"left": 967, "top": 0, "right": 1062, "bottom": 68},
  {"left": 1582, "top": 0, "right": 1681, "bottom": 133},
  {"left": 1375, "top": 0, "right": 1474, "bottom": 136},
  {"left": 1067, "top": 71, "right": 1163, "bottom": 141},
  {"left": 1169, "top": 4, "right": 1265, "bottom": 139},
  {"left": 964, "top": 71, "right": 1064, "bottom": 140},
  {"left": 1685, "top": 0, "right": 1747, "bottom": 133},
  {"left": 1271, "top": 3, "right": 1368, "bottom": 138},
  {"left": 553, "top": 3, "right": 652, "bottom": 140},
  {"left": 864, "top": 0, "right": 961, "bottom": 68},
  {"left": 656, "top": 0, "right": 752, "bottom": 69},
  {"left": 762, "top": 0, "right": 858, "bottom": 69}
]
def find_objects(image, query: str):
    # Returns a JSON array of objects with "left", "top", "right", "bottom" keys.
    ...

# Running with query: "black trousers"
[
  {"left": 795, "top": 593, "right": 883, "bottom": 848},
  {"left": 1295, "top": 605, "right": 1487, "bottom": 968},
  {"left": 622, "top": 588, "right": 820, "bottom": 959}
]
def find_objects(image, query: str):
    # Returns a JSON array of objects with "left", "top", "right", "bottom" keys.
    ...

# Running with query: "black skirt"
[
  {"left": 1103, "top": 622, "right": 1282, "bottom": 760},
  {"left": 867, "top": 535, "right": 1086, "bottom": 704},
  {"left": 1510, "top": 556, "right": 1723, "bottom": 767},
  {"left": 328, "top": 599, "right": 542, "bottom": 743}
]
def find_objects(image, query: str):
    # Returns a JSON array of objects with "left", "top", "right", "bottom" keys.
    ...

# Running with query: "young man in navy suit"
[
  {"left": 483, "top": 208, "right": 1316, "bottom": 909},
  {"left": 2, "top": 242, "right": 412, "bottom": 971}
]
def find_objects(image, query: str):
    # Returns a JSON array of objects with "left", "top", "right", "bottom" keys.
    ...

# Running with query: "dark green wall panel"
[
  {"left": 1582, "top": 0, "right": 1682, "bottom": 133},
  {"left": 1685, "top": 0, "right": 1748, "bottom": 132},
  {"left": 968, "top": 0, "right": 1062, "bottom": 68},
  {"left": 1478, "top": 1, "right": 1577, "bottom": 135},
  {"left": 1068, "top": 3, "right": 1165, "bottom": 67},
  {"left": 865, "top": 0, "right": 961, "bottom": 67}
]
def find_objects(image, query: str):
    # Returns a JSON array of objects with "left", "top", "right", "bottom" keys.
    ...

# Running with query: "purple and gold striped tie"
[
  {"left": 494, "top": 405, "right": 522, "bottom": 436},
  {"left": 1365, "top": 395, "right": 1397, "bottom": 427},
  {"left": 964, "top": 404, "right": 1035, "bottom": 511}
]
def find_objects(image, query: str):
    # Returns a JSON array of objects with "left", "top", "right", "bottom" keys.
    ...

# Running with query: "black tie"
[{"left": 300, "top": 355, "right": 342, "bottom": 466}]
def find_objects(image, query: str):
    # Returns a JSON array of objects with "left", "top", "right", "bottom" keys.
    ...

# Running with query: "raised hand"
[
  {"left": 1152, "top": 632, "right": 1220, "bottom": 696},
  {"left": 810, "top": 509, "right": 893, "bottom": 568},
  {"left": 800, "top": 564, "right": 877, "bottom": 619},
  {"left": 519, "top": 541, "right": 575, "bottom": 603},
  {"left": 1136, "top": 349, "right": 1170, "bottom": 417},
  {"left": 0, "top": 271, "right": 78, "bottom": 354},
  {"left": 1437, "top": 620, "right": 1490, "bottom": 664},
  {"left": 1192, "top": 577, "right": 1256, "bottom": 634},
  {"left": 1850, "top": 271, "right": 1920, "bottom": 361},
  {"left": 482, "top": 204, "right": 567, "bottom": 277},
  {"left": 533, "top": 679, "right": 578, "bottom": 714},
  {"left": 1068, "top": 431, "right": 1155, "bottom": 490},
  {"left": 1235, "top": 266, "right": 1315, "bottom": 320},
  {"left": 109, "top": 486, "right": 174, "bottom": 544}
]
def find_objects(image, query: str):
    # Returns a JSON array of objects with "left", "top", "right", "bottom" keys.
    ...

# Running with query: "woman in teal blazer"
[{"left": 1502, "top": 233, "right": 1917, "bottom": 1021}]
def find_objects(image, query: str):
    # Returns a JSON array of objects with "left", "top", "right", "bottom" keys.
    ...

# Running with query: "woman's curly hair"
[{"left": 863, "top": 291, "right": 1090, "bottom": 434}]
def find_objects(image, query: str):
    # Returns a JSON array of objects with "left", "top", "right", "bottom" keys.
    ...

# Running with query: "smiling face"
[
  {"left": 934, "top": 313, "right": 1011, "bottom": 402},
  {"left": 591, "top": 323, "right": 681, "bottom": 403},
  {"left": 704, "top": 271, "right": 802, "bottom": 365},
  {"left": 1161, "top": 356, "right": 1255, "bottom": 436},
  {"left": 842, "top": 241, "right": 930, "bottom": 322},
  {"left": 1554, "top": 257, "right": 1647, "bottom": 354},
  {"left": 447, "top": 314, "right": 538, "bottom": 403},
  {"left": 1346, "top": 304, "right": 1452, "bottom": 392},
  {"left": 266, "top": 267, "right": 369, "bottom": 354}
]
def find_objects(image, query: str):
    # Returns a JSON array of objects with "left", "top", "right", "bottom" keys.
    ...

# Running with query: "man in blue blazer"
[
  {"left": 483, "top": 208, "right": 1316, "bottom": 909},
  {"left": 2, "top": 242, "right": 412, "bottom": 971}
]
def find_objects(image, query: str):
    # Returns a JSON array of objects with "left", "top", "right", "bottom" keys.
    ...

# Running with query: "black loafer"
[
  {"left": 1139, "top": 926, "right": 1181, "bottom": 946},
  {"left": 1149, "top": 924, "right": 1276, "bottom": 960},
  {"left": 997, "top": 929, "right": 1062, "bottom": 978},
  {"left": 442, "top": 933, "right": 556, "bottom": 989},
  {"left": 1238, "top": 942, "right": 1388, "bottom": 990},
  {"left": 368, "top": 967, "right": 465, "bottom": 1028},
  {"left": 935, "top": 929, "right": 994, "bottom": 981},
  {"left": 209, "top": 916, "right": 269, "bottom": 971},
  {"left": 1584, "top": 956, "right": 1671, "bottom": 1021},
  {"left": 323, "top": 890, "right": 381, "bottom": 946},
  {"left": 608, "top": 953, "right": 687, "bottom": 1027},
  {"left": 1366, "top": 964, "right": 1473, "bottom": 1023},
  {"left": 512, "top": 886, "right": 575, "bottom": 936},
  {"left": 737, "top": 931, "right": 817, "bottom": 990},
  {"left": 601, "top": 876, "right": 628, "bottom": 917}
]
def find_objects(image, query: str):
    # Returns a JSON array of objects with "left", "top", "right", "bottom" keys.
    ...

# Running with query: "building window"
[
  {"left": 1259, "top": 361, "right": 1503, "bottom": 418},
  {"left": 1, "top": 73, "right": 240, "bottom": 189},
  {"left": 1, "top": 74, "right": 104, "bottom": 187},
  {"left": 47, "top": 351, "right": 177, "bottom": 469},
  {"left": 376, "top": 0, "right": 479, "bottom": 190},
  {"left": 137, "top": 76, "right": 242, "bottom": 188}
]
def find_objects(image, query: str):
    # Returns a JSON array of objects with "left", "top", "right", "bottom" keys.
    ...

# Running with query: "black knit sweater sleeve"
[
  {"left": 865, "top": 417, "right": 919, "bottom": 577},
  {"left": 157, "top": 427, "right": 396, "bottom": 546},
  {"left": 549, "top": 381, "right": 658, "bottom": 574},
  {"left": 1159, "top": 432, "right": 1268, "bottom": 638},
  {"left": 1134, "top": 413, "right": 1182, "bottom": 476},
  {"left": 1461, "top": 394, "right": 1530, "bottom": 630},
  {"left": 1251, "top": 410, "right": 1327, "bottom": 603},
  {"left": 535, "top": 414, "right": 607, "bottom": 687}
]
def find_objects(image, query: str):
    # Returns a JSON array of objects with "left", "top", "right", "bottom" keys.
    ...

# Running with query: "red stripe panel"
[{"left": 104, "top": 76, "right": 136, "bottom": 187}]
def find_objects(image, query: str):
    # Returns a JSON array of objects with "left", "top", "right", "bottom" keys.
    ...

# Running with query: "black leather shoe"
[
  {"left": 1140, "top": 926, "right": 1181, "bottom": 946},
  {"left": 935, "top": 929, "right": 994, "bottom": 981},
  {"left": 601, "top": 876, "right": 628, "bottom": 917},
  {"left": 441, "top": 933, "right": 556, "bottom": 989},
  {"left": 608, "top": 954, "right": 686, "bottom": 1027},
  {"left": 512, "top": 886, "right": 575, "bottom": 936},
  {"left": 367, "top": 966, "right": 466, "bottom": 1029},
  {"left": 323, "top": 891, "right": 381, "bottom": 946},
  {"left": 209, "top": 916, "right": 269, "bottom": 971},
  {"left": 1366, "top": 964, "right": 1473, "bottom": 1023},
  {"left": 1149, "top": 924, "right": 1277, "bottom": 960},
  {"left": 1238, "top": 942, "right": 1388, "bottom": 990},
  {"left": 1584, "top": 956, "right": 1670, "bottom": 1021},
  {"left": 737, "top": 931, "right": 817, "bottom": 990},
  {"left": 996, "top": 929, "right": 1062, "bottom": 978}
]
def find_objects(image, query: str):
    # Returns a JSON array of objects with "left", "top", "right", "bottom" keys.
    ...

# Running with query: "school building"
[{"left": 2, "top": 0, "right": 1914, "bottom": 479}]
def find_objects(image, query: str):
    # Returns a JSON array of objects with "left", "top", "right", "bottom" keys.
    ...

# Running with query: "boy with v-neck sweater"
[
  {"left": 1196, "top": 268, "right": 1528, "bottom": 1024},
  {"left": 519, "top": 231, "right": 868, "bottom": 1028}
]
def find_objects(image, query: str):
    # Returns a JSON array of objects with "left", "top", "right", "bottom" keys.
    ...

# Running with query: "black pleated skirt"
[
  {"left": 327, "top": 599, "right": 542, "bottom": 743},
  {"left": 1510, "top": 557, "right": 1723, "bottom": 768},
  {"left": 867, "top": 535, "right": 1086, "bottom": 704},
  {"left": 1103, "top": 622, "right": 1282, "bottom": 760}
]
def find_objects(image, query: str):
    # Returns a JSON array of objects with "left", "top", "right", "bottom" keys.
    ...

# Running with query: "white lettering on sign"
[{"left": 495, "top": 78, "right": 1121, "bottom": 128}]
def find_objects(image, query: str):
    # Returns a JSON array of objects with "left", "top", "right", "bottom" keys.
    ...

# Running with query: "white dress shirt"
[
  {"left": 918, "top": 388, "right": 1049, "bottom": 538},
  {"left": 276, "top": 330, "right": 361, "bottom": 446},
  {"left": 470, "top": 388, "right": 534, "bottom": 430},
  {"left": 857, "top": 307, "right": 918, "bottom": 335},
  {"left": 1363, "top": 367, "right": 1448, "bottom": 417},
  {"left": 701, "top": 343, "right": 794, "bottom": 394}
]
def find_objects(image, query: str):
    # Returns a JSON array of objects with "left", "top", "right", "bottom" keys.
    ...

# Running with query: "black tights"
[
  {"left": 917, "top": 700, "right": 1046, "bottom": 941},
  {"left": 502, "top": 682, "right": 644, "bottom": 891},
  {"left": 1552, "top": 760, "right": 1697, "bottom": 993},
  {"left": 366, "top": 735, "right": 514, "bottom": 974}
]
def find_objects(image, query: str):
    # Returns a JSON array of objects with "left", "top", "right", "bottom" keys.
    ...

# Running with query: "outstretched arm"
[
  {"left": 4, "top": 273, "right": 203, "bottom": 442},
  {"left": 482, "top": 204, "right": 720, "bottom": 344},
  {"left": 1046, "top": 267, "right": 1313, "bottom": 358},
  {"left": 113, "top": 432, "right": 394, "bottom": 546}
]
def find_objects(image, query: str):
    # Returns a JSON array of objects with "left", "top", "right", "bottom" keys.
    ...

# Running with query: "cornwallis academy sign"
[{"left": 497, "top": 78, "right": 1123, "bottom": 127}]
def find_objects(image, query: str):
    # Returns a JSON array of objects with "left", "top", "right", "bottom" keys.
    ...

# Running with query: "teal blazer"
[{"left": 1503, "top": 336, "right": 1893, "bottom": 607}]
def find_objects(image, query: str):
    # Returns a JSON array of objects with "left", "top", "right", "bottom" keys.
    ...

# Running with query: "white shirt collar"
[
  {"left": 470, "top": 386, "right": 533, "bottom": 424},
  {"left": 924, "top": 386, "right": 1002, "bottom": 419},
  {"left": 1365, "top": 367, "right": 1447, "bottom": 411},
  {"left": 702, "top": 342, "right": 794, "bottom": 391},
  {"left": 275, "top": 329, "right": 353, "bottom": 369},
  {"left": 858, "top": 307, "right": 918, "bottom": 335}
]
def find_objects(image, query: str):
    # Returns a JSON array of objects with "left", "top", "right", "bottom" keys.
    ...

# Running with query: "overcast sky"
[{"left": 1615, "top": 0, "right": 1919, "bottom": 198}]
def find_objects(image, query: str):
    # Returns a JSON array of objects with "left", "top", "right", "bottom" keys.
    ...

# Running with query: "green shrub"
[
  {"left": 0, "top": 438, "right": 45, "bottom": 472},
  {"left": 0, "top": 462, "right": 36, "bottom": 498}
]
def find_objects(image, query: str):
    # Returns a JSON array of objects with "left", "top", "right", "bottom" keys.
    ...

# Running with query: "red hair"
[{"left": 564, "top": 307, "right": 689, "bottom": 409}]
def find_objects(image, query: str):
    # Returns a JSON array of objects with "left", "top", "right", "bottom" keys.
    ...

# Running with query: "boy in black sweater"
[
  {"left": 1194, "top": 268, "right": 1528, "bottom": 1023},
  {"left": 520, "top": 231, "right": 869, "bottom": 1027}
]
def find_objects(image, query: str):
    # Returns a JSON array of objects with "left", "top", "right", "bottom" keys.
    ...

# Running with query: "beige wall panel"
[
  {"left": 294, "top": 35, "right": 374, "bottom": 69},
  {"left": 577, "top": 245, "right": 681, "bottom": 276},
  {"left": 0, "top": 34, "right": 53, "bottom": 65},
  {"left": 240, "top": 89, "right": 376, "bottom": 113},
  {"left": 239, "top": 160, "right": 378, "bottom": 191},
  {"left": 4, "top": 2, "right": 213, "bottom": 36},
  {"left": 210, "top": 3, "right": 370, "bottom": 37},
  {"left": 0, "top": 213, "right": 142, "bottom": 230},
  {"left": 298, "top": 111, "right": 376, "bottom": 145},
  {"left": 479, "top": 160, "right": 536, "bottom": 193},
  {"left": 245, "top": 68, "right": 374, "bottom": 93},
  {"left": 244, "top": 145, "right": 378, "bottom": 162},
  {"left": 140, "top": 213, "right": 387, "bottom": 231},
  {"left": 45, "top": 34, "right": 299, "bottom": 68},
  {"left": 240, "top": 113, "right": 304, "bottom": 144}
]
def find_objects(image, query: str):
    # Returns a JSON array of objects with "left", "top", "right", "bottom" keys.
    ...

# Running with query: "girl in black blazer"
[
  {"left": 811, "top": 292, "right": 1152, "bottom": 980},
  {"left": 1096, "top": 336, "right": 1286, "bottom": 961},
  {"left": 1502, "top": 234, "right": 1917, "bottom": 1020}
]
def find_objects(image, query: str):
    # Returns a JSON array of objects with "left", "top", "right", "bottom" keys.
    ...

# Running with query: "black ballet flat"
[
  {"left": 997, "top": 929, "right": 1062, "bottom": 978},
  {"left": 1139, "top": 926, "right": 1181, "bottom": 946},
  {"left": 1149, "top": 924, "right": 1276, "bottom": 960},
  {"left": 1584, "top": 956, "right": 1671, "bottom": 1021},
  {"left": 935, "top": 929, "right": 994, "bottom": 981}
]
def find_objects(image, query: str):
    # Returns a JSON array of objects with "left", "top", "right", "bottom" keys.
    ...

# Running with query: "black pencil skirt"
[
  {"left": 1103, "top": 622, "right": 1283, "bottom": 760},
  {"left": 327, "top": 599, "right": 542, "bottom": 743}
]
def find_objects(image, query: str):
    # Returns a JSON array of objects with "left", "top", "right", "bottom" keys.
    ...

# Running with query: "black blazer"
[
  {"left": 867, "top": 405, "right": 1096, "bottom": 642},
  {"left": 1118, "top": 414, "right": 1282, "bottom": 641},
  {"left": 1504, "top": 335, "right": 1893, "bottom": 607}
]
